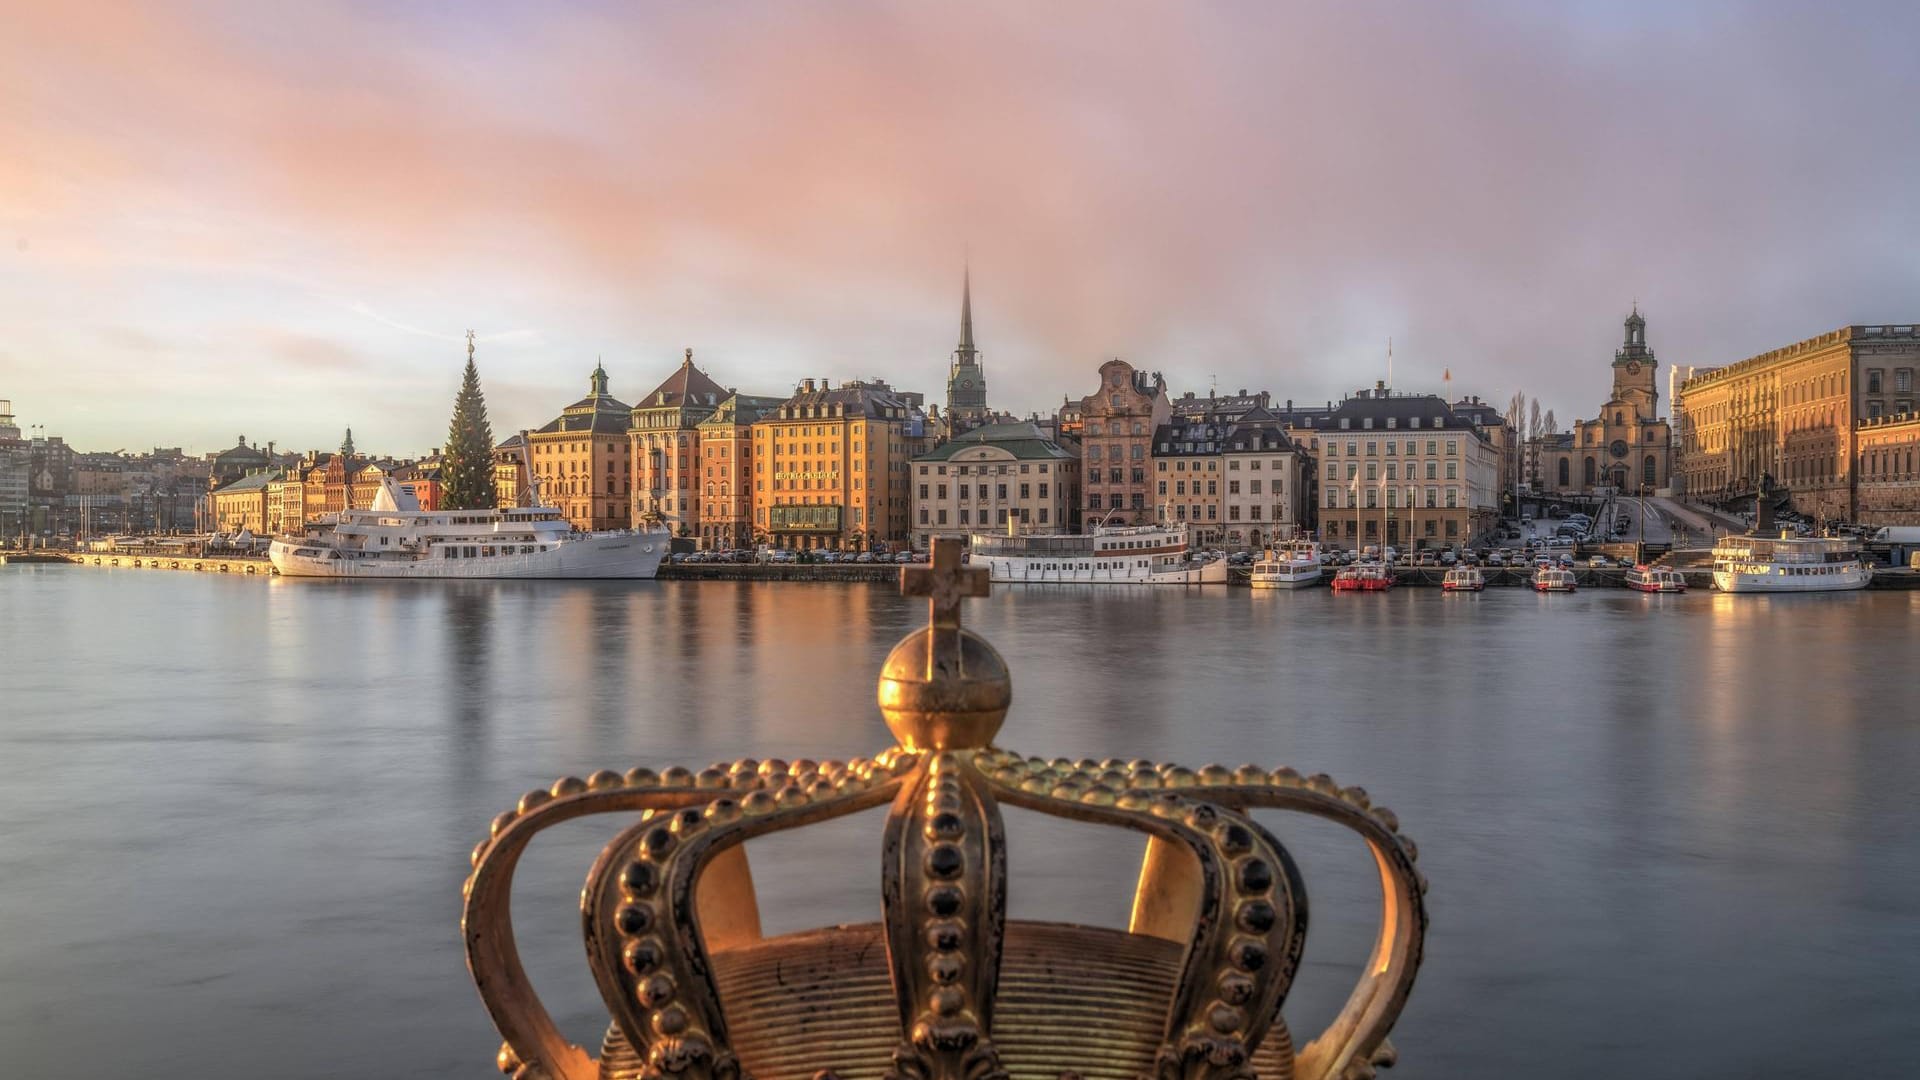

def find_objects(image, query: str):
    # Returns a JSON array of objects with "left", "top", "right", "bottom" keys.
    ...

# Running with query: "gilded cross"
[{"left": 901, "top": 537, "right": 989, "bottom": 630}]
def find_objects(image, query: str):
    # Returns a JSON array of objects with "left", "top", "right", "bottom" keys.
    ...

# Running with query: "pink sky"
[{"left": 3, "top": 1, "right": 1918, "bottom": 455}]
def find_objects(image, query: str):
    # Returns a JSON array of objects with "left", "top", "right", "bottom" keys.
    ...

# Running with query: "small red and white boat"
[
  {"left": 1533, "top": 566, "right": 1577, "bottom": 592},
  {"left": 1331, "top": 563, "right": 1394, "bottom": 592},
  {"left": 1441, "top": 565, "right": 1484, "bottom": 592},
  {"left": 1625, "top": 564, "right": 1687, "bottom": 593}
]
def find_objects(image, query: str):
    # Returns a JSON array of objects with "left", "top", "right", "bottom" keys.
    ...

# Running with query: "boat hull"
[
  {"left": 1250, "top": 567, "right": 1321, "bottom": 589},
  {"left": 1330, "top": 575, "right": 1393, "bottom": 592},
  {"left": 981, "top": 557, "right": 1228, "bottom": 585},
  {"left": 268, "top": 532, "right": 668, "bottom": 579},
  {"left": 1711, "top": 566, "right": 1870, "bottom": 593},
  {"left": 1627, "top": 580, "right": 1687, "bottom": 593}
]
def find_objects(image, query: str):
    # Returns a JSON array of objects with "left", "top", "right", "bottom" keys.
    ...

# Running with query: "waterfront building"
[
  {"left": 392, "top": 457, "right": 443, "bottom": 511},
  {"left": 1078, "top": 359, "right": 1170, "bottom": 527},
  {"left": 911, "top": 421, "right": 1080, "bottom": 549},
  {"left": 28, "top": 432, "right": 75, "bottom": 536},
  {"left": 1219, "top": 413, "right": 1307, "bottom": 550},
  {"left": 1676, "top": 324, "right": 1920, "bottom": 521},
  {"left": 1533, "top": 308, "right": 1673, "bottom": 497},
  {"left": 1449, "top": 396, "right": 1517, "bottom": 512},
  {"left": 210, "top": 468, "right": 276, "bottom": 534},
  {"left": 530, "top": 363, "right": 632, "bottom": 531},
  {"left": 1855, "top": 411, "right": 1920, "bottom": 525},
  {"left": 301, "top": 432, "right": 367, "bottom": 518},
  {"left": 1151, "top": 416, "right": 1227, "bottom": 543},
  {"left": 491, "top": 434, "right": 531, "bottom": 508},
  {"left": 695, "top": 391, "right": 783, "bottom": 550},
  {"left": 629, "top": 349, "right": 728, "bottom": 540},
  {"left": 945, "top": 269, "right": 991, "bottom": 431},
  {"left": 265, "top": 467, "right": 305, "bottom": 534},
  {"left": 1314, "top": 383, "right": 1500, "bottom": 550},
  {"left": 0, "top": 400, "right": 28, "bottom": 541},
  {"left": 70, "top": 452, "right": 130, "bottom": 535},
  {"left": 751, "top": 377, "right": 924, "bottom": 550}
]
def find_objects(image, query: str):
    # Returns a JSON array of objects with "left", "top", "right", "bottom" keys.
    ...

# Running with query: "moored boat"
[
  {"left": 1709, "top": 531, "right": 1871, "bottom": 593},
  {"left": 1330, "top": 562, "right": 1394, "bottom": 592},
  {"left": 1533, "top": 566, "right": 1577, "bottom": 592},
  {"left": 967, "top": 522, "right": 1226, "bottom": 585},
  {"left": 268, "top": 479, "right": 668, "bottom": 579},
  {"left": 1441, "top": 565, "right": 1484, "bottom": 592},
  {"left": 1250, "top": 540, "right": 1322, "bottom": 589},
  {"left": 1625, "top": 564, "right": 1687, "bottom": 593}
]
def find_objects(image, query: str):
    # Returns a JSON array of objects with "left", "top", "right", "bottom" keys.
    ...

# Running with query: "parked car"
[
  {"left": 1588, "top": 554, "right": 1611, "bottom": 568},
  {"left": 894, "top": 551, "right": 913, "bottom": 563},
  {"left": 1416, "top": 551, "right": 1439, "bottom": 567}
]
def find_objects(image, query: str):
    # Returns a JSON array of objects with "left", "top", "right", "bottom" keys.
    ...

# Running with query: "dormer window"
[
  {"left": 1410, "top": 417, "right": 1421, "bottom": 429},
  {"left": 1386, "top": 417, "right": 1397, "bottom": 429},
  {"left": 1362, "top": 418, "right": 1374, "bottom": 430},
  {"left": 1339, "top": 418, "right": 1350, "bottom": 430}
]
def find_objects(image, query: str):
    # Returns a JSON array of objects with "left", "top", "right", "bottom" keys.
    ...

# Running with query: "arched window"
[
  {"left": 1583, "top": 457, "right": 1596, "bottom": 485},
  {"left": 1558, "top": 458, "right": 1570, "bottom": 486},
  {"left": 1644, "top": 455, "right": 1657, "bottom": 485}
]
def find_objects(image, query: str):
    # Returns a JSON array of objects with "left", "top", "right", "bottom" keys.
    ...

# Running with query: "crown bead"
[
  {"left": 1199, "top": 764, "right": 1233, "bottom": 785},
  {"left": 1209, "top": 1003, "right": 1246, "bottom": 1034},
  {"left": 1164, "top": 767, "right": 1199, "bottom": 788},
  {"left": 587, "top": 769, "right": 623, "bottom": 791},
  {"left": 1306, "top": 773, "right": 1339, "bottom": 795},
  {"left": 621, "top": 861, "right": 658, "bottom": 896},
  {"left": 652, "top": 1005, "right": 689, "bottom": 1036},
  {"left": 489, "top": 811, "right": 514, "bottom": 839},
  {"left": 624, "top": 767, "right": 659, "bottom": 787},
  {"left": 496, "top": 1042, "right": 520, "bottom": 1073},
  {"left": 661, "top": 766, "right": 694, "bottom": 787},
  {"left": 641, "top": 826, "right": 674, "bottom": 857},
  {"left": 776, "top": 784, "right": 810, "bottom": 808},
  {"left": 622, "top": 937, "right": 662, "bottom": 976},
  {"left": 1342, "top": 786, "right": 1372, "bottom": 808},
  {"left": 1237, "top": 899, "right": 1278, "bottom": 934},
  {"left": 1217, "top": 972, "right": 1255, "bottom": 1004},
  {"left": 1237, "top": 858, "right": 1274, "bottom": 893},
  {"left": 1401, "top": 837, "right": 1420, "bottom": 863},
  {"left": 517, "top": 790, "right": 551, "bottom": 814},
  {"left": 1270, "top": 766, "right": 1302, "bottom": 785},
  {"left": 926, "top": 885, "right": 963, "bottom": 917},
  {"left": 1217, "top": 822, "right": 1254, "bottom": 855},
  {"left": 742, "top": 790, "right": 778, "bottom": 814},
  {"left": 615, "top": 904, "right": 653, "bottom": 935},
  {"left": 551, "top": 776, "right": 588, "bottom": 798},
  {"left": 470, "top": 840, "right": 489, "bottom": 868}
]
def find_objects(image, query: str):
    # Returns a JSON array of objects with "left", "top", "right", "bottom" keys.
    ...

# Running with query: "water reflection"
[{"left": 0, "top": 570, "right": 1916, "bottom": 1079}]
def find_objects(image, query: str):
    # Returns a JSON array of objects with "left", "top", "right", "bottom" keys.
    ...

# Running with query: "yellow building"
[
  {"left": 911, "top": 421, "right": 1081, "bottom": 549},
  {"left": 210, "top": 469, "right": 275, "bottom": 534},
  {"left": 1676, "top": 323, "right": 1920, "bottom": 521},
  {"left": 752, "top": 378, "right": 924, "bottom": 550},
  {"left": 697, "top": 391, "right": 783, "bottom": 550},
  {"left": 530, "top": 364, "right": 632, "bottom": 531},
  {"left": 491, "top": 434, "right": 531, "bottom": 509},
  {"left": 1856, "top": 411, "right": 1920, "bottom": 525}
]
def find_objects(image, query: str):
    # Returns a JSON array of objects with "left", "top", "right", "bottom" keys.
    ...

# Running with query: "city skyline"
[{"left": 6, "top": 2, "right": 1920, "bottom": 452}]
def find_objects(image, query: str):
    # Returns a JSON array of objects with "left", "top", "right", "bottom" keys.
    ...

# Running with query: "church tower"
[
  {"left": 1612, "top": 305, "right": 1658, "bottom": 413},
  {"left": 946, "top": 267, "right": 989, "bottom": 430}
]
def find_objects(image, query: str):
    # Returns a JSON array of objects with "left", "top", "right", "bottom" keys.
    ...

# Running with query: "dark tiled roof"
[
  {"left": 638, "top": 354, "right": 729, "bottom": 410},
  {"left": 213, "top": 469, "right": 279, "bottom": 494},
  {"left": 538, "top": 395, "right": 632, "bottom": 435},
  {"left": 916, "top": 421, "right": 1075, "bottom": 462}
]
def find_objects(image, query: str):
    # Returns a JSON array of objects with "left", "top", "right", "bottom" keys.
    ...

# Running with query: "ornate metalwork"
[{"left": 463, "top": 538, "right": 1427, "bottom": 1080}]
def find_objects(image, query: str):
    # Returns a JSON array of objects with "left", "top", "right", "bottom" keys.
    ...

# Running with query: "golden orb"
[{"left": 876, "top": 626, "right": 1011, "bottom": 751}]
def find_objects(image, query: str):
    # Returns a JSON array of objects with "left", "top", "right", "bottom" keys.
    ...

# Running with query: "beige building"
[
  {"left": 629, "top": 350, "right": 728, "bottom": 540},
  {"left": 912, "top": 421, "right": 1079, "bottom": 549},
  {"left": 1855, "top": 411, "right": 1920, "bottom": 525},
  {"left": 1535, "top": 309, "right": 1673, "bottom": 497},
  {"left": 492, "top": 434, "right": 531, "bottom": 509},
  {"left": 1219, "top": 416, "right": 1307, "bottom": 549},
  {"left": 210, "top": 469, "right": 275, "bottom": 534},
  {"left": 752, "top": 378, "right": 925, "bottom": 550},
  {"left": 1151, "top": 416, "right": 1226, "bottom": 543},
  {"left": 530, "top": 364, "right": 632, "bottom": 531},
  {"left": 1676, "top": 323, "right": 1920, "bottom": 521},
  {"left": 1315, "top": 385, "right": 1501, "bottom": 550},
  {"left": 1079, "top": 359, "right": 1170, "bottom": 526}
]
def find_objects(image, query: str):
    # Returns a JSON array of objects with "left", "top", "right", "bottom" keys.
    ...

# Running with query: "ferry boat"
[
  {"left": 269, "top": 479, "right": 668, "bottom": 579},
  {"left": 1533, "top": 566, "right": 1577, "bottom": 592},
  {"left": 1625, "top": 564, "right": 1688, "bottom": 593},
  {"left": 1330, "top": 562, "right": 1394, "bottom": 592},
  {"left": 966, "top": 523, "right": 1227, "bottom": 585},
  {"left": 1441, "top": 565, "right": 1484, "bottom": 592},
  {"left": 1709, "top": 531, "right": 1871, "bottom": 593},
  {"left": 1250, "top": 540, "right": 1322, "bottom": 589}
]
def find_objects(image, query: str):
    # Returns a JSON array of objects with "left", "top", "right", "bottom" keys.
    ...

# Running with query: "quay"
[{"left": 36, "top": 551, "right": 1920, "bottom": 588}]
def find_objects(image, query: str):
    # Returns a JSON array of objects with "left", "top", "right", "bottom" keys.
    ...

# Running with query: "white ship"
[
  {"left": 1710, "top": 532, "right": 1871, "bottom": 593},
  {"left": 966, "top": 523, "right": 1227, "bottom": 585},
  {"left": 1250, "top": 540, "right": 1322, "bottom": 589},
  {"left": 269, "top": 479, "right": 668, "bottom": 580}
]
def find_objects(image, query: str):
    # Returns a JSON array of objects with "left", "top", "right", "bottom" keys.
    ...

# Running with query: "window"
[
  {"left": 1868, "top": 370, "right": 1884, "bottom": 394},
  {"left": 1446, "top": 462, "right": 1457, "bottom": 480},
  {"left": 1898, "top": 369, "right": 1913, "bottom": 393}
]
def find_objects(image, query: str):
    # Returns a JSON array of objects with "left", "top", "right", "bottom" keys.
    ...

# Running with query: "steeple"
[
  {"left": 341, "top": 427, "right": 355, "bottom": 458},
  {"left": 957, "top": 264, "right": 977, "bottom": 363},
  {"left": 590, "top": 358, "right": 610, "bottom": 396}
]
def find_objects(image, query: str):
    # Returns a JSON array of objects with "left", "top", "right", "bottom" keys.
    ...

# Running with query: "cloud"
[{"left": 3, "top": 0, "right": 1919, "bottom": 452}]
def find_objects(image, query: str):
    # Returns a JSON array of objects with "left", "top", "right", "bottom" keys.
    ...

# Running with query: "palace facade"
[
  {"left": 752, "top": 378, "right": 925, "bottom": 550},
  {"left": 1675, "top": 323, "right": 1920, "bottom": 521},
  {"left": 1315, "top": 384, "right": 1501, "bottom": 550},
  {"left": 911, "top": 421, "right": 1080, "bottom": 550},
  {"left": 530, "top": 364, "right": 631, "bottom": 531}
]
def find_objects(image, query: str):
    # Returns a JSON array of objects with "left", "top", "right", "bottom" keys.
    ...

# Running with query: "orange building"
[
  {"left": 492, "top": 434, "right": 532, "bottom": 508},
  {"left": 1079, "top": 359, "right": 1170, "bottom": 526},
  {"left": 752, "top": 378, "right": 925, "bottom": 550},
  {"left": 697, "top": 391, "right": 783, "bottom": 549},
  {"left": 530, "top": 364, "right": 632, "bottom": 531}
]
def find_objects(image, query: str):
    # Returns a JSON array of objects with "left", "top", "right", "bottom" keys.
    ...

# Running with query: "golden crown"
[{"left": 463, "top": 539, "right": 1427, "bottom": 1080}]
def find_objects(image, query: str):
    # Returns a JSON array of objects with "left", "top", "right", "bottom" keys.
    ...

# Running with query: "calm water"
[{"left": 1, "top": 566, "right": 1916, "bottom": 1079}]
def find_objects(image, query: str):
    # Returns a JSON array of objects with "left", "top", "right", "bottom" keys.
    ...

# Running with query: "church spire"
[
  {"left": 957, "top": 264, "right": 977, "bottom": 363},
  {"left": 341, "top": 427, "right": 355, "bottom": 458}
]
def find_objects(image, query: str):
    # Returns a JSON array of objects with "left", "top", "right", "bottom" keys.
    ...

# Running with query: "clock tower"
[
  {"left": 946, "top": 266, "right": 989, "bottom": 431},
  {"left": 1612, "top": 304, "right": 1658, "bottom": 413}
]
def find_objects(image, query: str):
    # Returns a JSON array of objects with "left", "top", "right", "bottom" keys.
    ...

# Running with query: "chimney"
[{"left": 802, "top": 378, "right": 816, "bottom": 393}]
